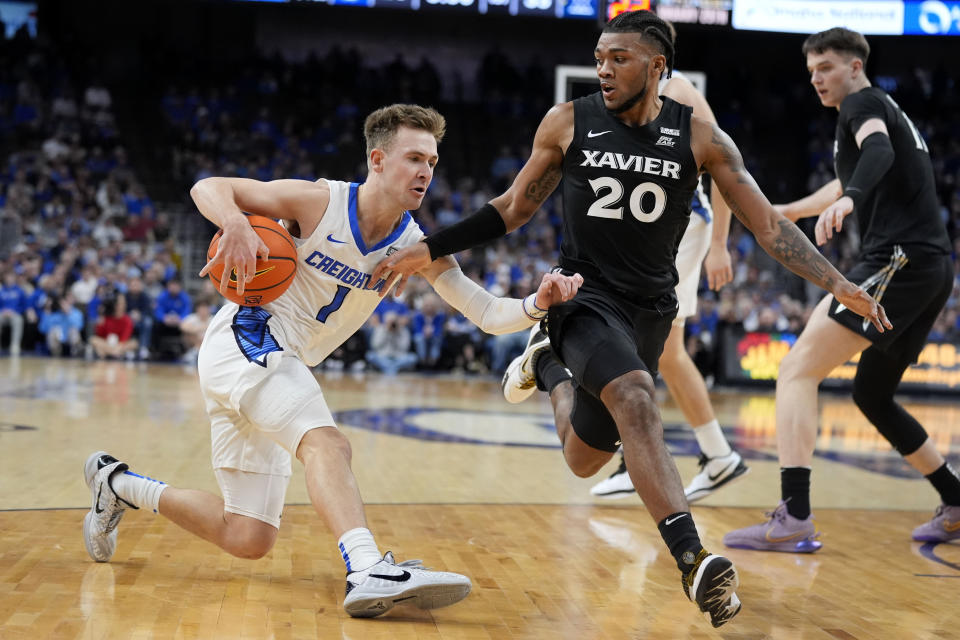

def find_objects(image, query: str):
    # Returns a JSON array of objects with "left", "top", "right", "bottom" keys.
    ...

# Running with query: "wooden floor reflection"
[{"left": 1, "top": 357, "right": 958, "bottom": 639}]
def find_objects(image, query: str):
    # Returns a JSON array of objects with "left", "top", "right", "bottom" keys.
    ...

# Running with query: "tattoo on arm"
[
  {"left": 524, "top": 164, "right": 562, "bottom": 204},
  {"left": 769, "top": 219, "right": 837, "bottom": 291},
  {"left": 707, "top": 124, "right": 839, "bottom": 292}
]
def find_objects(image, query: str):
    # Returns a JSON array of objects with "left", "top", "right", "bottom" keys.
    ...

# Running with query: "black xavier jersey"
[
  {"left": 835, "top": 87, "right": 950, "bottom": 258},
  {"left": 560, "top": 92, "right": 700, "bottom": 297}
]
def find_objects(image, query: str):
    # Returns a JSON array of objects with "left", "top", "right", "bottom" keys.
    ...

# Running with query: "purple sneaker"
[
  {"left": 912, "top": 504, "right": 960, "bottom": 542},
  {"left": 723, "top": 501, "right": 822, "bottom": 553}
]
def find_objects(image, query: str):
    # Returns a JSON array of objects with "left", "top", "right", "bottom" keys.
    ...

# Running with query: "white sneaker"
[
  {"left": 684, "top": 451, "right": 749, "bottom": 503},
  {"left": 82, "top": 451, "right": 136, "bottom": 562},
  {"left": 501, "top": 324, "right": 551, "bottom": 404},
  {"left": 589, "top": 457, "right": 636, "bottom": 499},
  {"left": 343, "top": 551, "right": 472, "bottom": 618}
]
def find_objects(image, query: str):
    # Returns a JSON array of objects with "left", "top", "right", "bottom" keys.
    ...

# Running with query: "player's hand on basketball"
[
  {"left": 200, "top": 218, "right": 270, "bottom": 296},
  {"left": 534, "top": 272, "right": 584, "bottom": 309},
  {"left": 833, "top": 281, "right": 893, "bottom": 333},
  {"left": 372, "top": 243, "right": 432, "bottom": 298},
  {"left": 704, "top": 245, "right": 733, "bottom": 291},
  {"left": 814, "top": 196, "right": 854, "bottom": 246}
]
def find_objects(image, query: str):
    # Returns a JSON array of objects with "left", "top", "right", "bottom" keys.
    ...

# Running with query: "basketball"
[{"left": 206, "top": 215, "right": 298, "bottom": 306}]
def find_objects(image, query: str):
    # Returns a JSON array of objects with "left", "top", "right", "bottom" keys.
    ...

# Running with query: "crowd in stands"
[{"left": 3, "top": 27, "right": 960, "bottom": 383}]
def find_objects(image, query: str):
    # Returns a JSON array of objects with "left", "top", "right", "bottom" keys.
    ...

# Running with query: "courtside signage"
[
  {"left": 732, "top": 0, "right": 905, "bottom": 34},
  {"left": 903, "top": 0, "right": 960, "bottom": 34}
]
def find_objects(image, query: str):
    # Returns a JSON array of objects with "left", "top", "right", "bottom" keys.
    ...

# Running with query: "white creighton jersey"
[{"left": 239, "top": 179, "right": 424, "bottom": 367}]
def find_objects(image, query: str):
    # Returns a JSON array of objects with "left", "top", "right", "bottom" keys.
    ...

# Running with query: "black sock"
[
  {"left": 926, "top": 462, "right": 960, "bottom": 506},
  {"left": 657, "top": 512, "right": 704, "bottom": 573},
  {"left": 781, "top": 467, "right": 811, "bottom": 520},
  {"left": 535, "top": 353, "right": 572, "bottom": 393}
]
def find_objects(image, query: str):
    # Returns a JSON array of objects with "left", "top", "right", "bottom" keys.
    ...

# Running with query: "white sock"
[
  {"left": 338, "top": 527, "right": 382, "bottom": 573},
  {"left": 692, "top": 419, "right": 732, "bottom": 459},
  {"left": 110, "top": 470, "right": 168, "bottom": 513}
]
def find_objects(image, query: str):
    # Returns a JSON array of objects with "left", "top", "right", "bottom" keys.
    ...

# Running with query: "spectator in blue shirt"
[
  {"left": 125, "top": 276, "right": 154, "bottom": 360},
  {"left": 0, "top": 272, "right": 26, "bottom": 355},
  {"left": 39, "top": 292, "right": 84, "bottom": 357},
  {"left": 410, "top": 293, "right": 446, "bottom": 370},
  {"left": 153, "top": 278, "right": 192, "bottom": 360},
  {"left": 23, "top": 274, "right": 53, "bottom": 354}
]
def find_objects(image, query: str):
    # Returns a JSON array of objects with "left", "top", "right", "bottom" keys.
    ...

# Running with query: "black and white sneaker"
[
  {"left": 82, "top": 451, "right": 137, "bottom": 562},
  {"left": 501, "top": 325, "right": 552, "bottom": 404},
  {"left": 684, "top": 451, "right": 749, "bottom": 503},
  {"left": 589, "top": 456, "right": 635, "bottom": 499},
  {"left": 682, "top": 549, "right": 742, "bottom": 628},
  {"left": 343, "top": 552, "right": 472, "bottom": 618}
]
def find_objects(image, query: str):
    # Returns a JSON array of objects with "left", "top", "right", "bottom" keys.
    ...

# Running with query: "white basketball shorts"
[
  {"left": 673, "top": 213, "right": 713, "bottom": 326},
  {"left": 198, "top": 305, "right": 336, "bottom": 527}
]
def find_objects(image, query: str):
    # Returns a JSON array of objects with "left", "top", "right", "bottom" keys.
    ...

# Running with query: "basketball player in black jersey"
[
  {"left": 725, "top": 27, "right": 960, "bottom": 553},
  {"left": 373, "top": 11, "right": 888, "bottom": 627}
]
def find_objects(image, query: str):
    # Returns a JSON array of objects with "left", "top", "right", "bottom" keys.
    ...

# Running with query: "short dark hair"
[
  {"left": 603, "top": 9, "right": 676, "bottom": 78},
  {"left": 801, "top": 27, "right": 870, "bottom": 65},
  {"left": 363, "top": 104, "right": 446, "bottom": 157}
]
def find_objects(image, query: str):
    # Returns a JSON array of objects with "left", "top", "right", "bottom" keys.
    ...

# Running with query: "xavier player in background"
[
  {"left": 80, "top": 104, "right": 584, "bottom": 618},
  {"left": 725, "top": 27, "right": 960, "bottom": 553},
  {"left": 373, "top": 11, "right": 888, "bottom": 628},
  {"left": 587, "top": 21, "right": 749, "bottom": 502}
]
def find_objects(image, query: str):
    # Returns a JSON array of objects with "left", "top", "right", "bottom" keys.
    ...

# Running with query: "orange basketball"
[{"left": 206, "top": 215, "right": 298, "bottom": 306}]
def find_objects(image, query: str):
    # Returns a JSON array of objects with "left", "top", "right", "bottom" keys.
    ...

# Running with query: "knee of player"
[
  {"left": 776, "top": 348, "right": 808, "bottom": 383},
  {"left": 296, "top": 426, "right": 351, "bottom": 465},
  {"left": 225, "top": 526, "right": 277, "bottom": 560},
  {"left": 602, "top": 371, "right": 657, "bottom": 415},
  {"left": 564, "top": 452, "right": 608, "bottom": 478}
]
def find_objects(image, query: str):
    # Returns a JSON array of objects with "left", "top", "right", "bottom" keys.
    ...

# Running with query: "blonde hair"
[{"left": 363, "top": 104, "right": 446, "bottom": 157}]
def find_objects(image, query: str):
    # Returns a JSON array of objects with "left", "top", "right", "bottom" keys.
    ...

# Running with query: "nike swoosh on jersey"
[
  {"left": 327, "top": 234, "right": 348, "bottom": 244},
  {"left": 368, "top": 570, "right": 412, "bottom": 583},
  {"left": 587, "top": 130, "right": 612, "bottom": 138}
]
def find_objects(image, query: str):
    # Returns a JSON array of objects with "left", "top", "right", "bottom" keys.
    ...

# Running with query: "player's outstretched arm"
[
  {"left": 696, "top": 120, "right": 891, "bottom": 332},
  {"left": 192, "top": 178, "right": 328, "bottom": 296},
  {"left": 371, "top": 104, "right": 571, "bottom": 292},
  {"left": 416, "top": 257, "right": 583, "bottom": 335},
  {"left": 773, "top": 179, "right": 842, "bottom": 223}
]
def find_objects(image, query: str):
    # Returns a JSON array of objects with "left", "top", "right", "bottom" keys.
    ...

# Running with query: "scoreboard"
[{"left": 237, "top": 0, "right": 734, "bottom": 24}]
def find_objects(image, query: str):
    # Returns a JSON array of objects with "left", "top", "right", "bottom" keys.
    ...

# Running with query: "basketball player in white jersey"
[
  {"left": 80, "top": 104, "right": 584, "bottom": 618},
  {"left": 588, "top": 62, "right": 749, "bottom": 501}
]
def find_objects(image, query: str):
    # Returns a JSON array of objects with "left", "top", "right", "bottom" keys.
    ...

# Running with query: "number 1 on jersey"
[{"left": 316, "top": 285, "right": 350, "bottom": 323}]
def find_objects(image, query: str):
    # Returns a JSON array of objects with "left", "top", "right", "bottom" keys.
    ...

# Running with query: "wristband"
[
  {"left": 423, "top": 203, "right": 507, "bottom": 261},
  {"left": 522, "top": 294, "right": 547, "bottom": 320}
]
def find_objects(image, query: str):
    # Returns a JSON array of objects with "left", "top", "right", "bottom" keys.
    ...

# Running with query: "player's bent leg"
[
  {"left": 217, "top": 512, "right": 278, "bottom": 560},
  {"left": 295, "top": 426, "right": 369, "bottom": 537},
  {"left": 161, "top": 468, "right": 284, "bottom": 559},
  {"left": 658, "top": 324, "right": 749, "bottom": 502},
  {"left": 554, "top": 381, "right": 618, "bottom": 477},
  {"left": 725, "top": 299, "right": 867, "bottom": 553}
]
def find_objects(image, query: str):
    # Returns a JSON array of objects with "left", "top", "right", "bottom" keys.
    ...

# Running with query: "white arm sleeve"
[{"left": 431, "top": 267, "right": 544, "bottom": 335}]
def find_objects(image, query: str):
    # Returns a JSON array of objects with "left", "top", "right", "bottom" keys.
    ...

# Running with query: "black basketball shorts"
[
  {"left": 828, "top": 246, "right": 953, "bottom": 364},
  {"left": 545, "top": 283, "right": 676, "bottom": 452}
]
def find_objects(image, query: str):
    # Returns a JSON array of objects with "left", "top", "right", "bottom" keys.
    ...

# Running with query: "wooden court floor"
[{"left": 1, "top": 357, "right": 959, "bottom": 639}]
